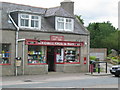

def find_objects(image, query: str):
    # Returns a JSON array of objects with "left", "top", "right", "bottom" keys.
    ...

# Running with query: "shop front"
[
  {"left": 1, "top": 33, "right": 88, "bottom": 76},
  {"left": 1, "top": 1, "right": 90, "bottom": 76},
  {"left": 25, "top": 37, "right": 84, "bottom": 72},
  {"left": 0, "top": 33, "right": 89, "bottom": 75}
]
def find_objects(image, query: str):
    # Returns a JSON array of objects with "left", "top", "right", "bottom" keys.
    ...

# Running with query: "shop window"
[
  {"left": 28, "top": 45, "right": 46, "bottom": 65},
  {"left": 19, "top": 14, "right": 41, "bottom": 30},
  {"left": 55, "top": 17, "right": 74, "bottom": 31},
  {"left": 64, "top": 47, "right": 80, "bottom": 63},
  {"left": 0, "top": 44, "right": 11, "bottom": 65},
  {"left": 55, "top": 47, "right": 64, "bottom": 63}
]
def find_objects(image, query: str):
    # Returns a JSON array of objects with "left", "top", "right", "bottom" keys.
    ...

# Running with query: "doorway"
[
  {"left": 47, "top": 46, "right": 63, "bottom": 72},
  {"left": 47, "top": 46, "right": 55, "bottom": 72}
]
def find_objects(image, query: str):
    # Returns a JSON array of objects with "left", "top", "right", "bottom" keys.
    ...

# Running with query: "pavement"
[
  {"left": 1, "top": 63, "right": 118, "bottom": 89},
  {"left": 1, "top": 72, "right": 119, "bottom": 89},
  {"left": 1, "top": 72, "right": 112, "bottom": 85},
  {"left": 85, "top": 72, "right": 111, "bottom": 76},
  {"left": 1, "top": 62, "right": 113, "bottom": 82},
  {"left": 2, "top": 72, "right": 86, "bottom": 83}
]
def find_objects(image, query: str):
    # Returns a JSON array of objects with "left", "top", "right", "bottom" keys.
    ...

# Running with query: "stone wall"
[{"left": 90, "top": 48, "right": 107, "bottom": 60}]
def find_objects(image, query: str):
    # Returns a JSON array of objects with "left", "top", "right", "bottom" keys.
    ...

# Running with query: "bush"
[
  {"left": 111, "top": 56, "right": 118, "bottom": 59},
  {"left": 107, "top": 56, "right": 120, "bottom": 65},
  {"left": 106, "top": 57, "right": 111, "bottom": 60},
  {"left": 90, "top": 56, "right": 96, "bottom": 60}
]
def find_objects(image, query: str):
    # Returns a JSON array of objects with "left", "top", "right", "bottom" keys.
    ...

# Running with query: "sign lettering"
[
  {"left": 50, "top": 35, "right": 64, "bottom": 41},
  {"left": 26, "top": 39, "right": 84, "bottom": 47}
]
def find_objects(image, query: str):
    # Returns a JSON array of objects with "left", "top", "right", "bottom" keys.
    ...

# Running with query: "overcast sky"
[{"left": 0, "top": 0, "right": 119, "bottom": 28}]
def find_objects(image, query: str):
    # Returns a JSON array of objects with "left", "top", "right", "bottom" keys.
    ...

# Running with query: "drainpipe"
[
  {"left": 22, "top": 41, "right": 25, "bottom": 75},
  {"left": 87, "top": 35, "right": 90, "bottom": 72},
  {"left": 18, "top": 39, "right": 25, "bottom": 75},
  {"left": 8, "top": 14, "right": 19, "bottom": 76}
]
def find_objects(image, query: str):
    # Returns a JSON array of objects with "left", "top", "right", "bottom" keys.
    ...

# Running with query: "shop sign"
[
  {"left": 50, "top": 35, "right": 64, "bottom": 41},
  {"left": 26, "top": 39, "right": 84, "bottom": 47}
]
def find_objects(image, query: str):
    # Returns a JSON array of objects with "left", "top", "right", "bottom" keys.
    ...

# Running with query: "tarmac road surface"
[{"left": 1, "top": 72, "right": 119, "bottom": 89}]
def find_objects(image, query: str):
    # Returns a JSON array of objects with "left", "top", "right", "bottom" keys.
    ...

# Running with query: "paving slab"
[{"left": 85, "top": 72, "right": 111, "bottom": 76}]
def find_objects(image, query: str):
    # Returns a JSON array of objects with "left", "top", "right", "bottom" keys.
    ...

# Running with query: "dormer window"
[
  {"left": 55, "top": 17, "right": 74, "bottom": 31},
  {"left": 20, "top": 14, "right": 29, "bottom": 27},
  {"left": 18, "top": 14, "right": 41, "bottom": 29},
  {"left": 31, "top": 16, "right": 39, "bottom": 28}
]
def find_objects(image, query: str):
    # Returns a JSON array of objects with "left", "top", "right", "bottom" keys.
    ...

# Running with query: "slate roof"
[
  {"left": 45, "top": 7, "right": 73, "bottom": 18},
  {"left": 0, "top": 2, "right": 89, "bottom": 35},
  {"left": 0, "top": 2, "right": 46, "bottom": 14}
]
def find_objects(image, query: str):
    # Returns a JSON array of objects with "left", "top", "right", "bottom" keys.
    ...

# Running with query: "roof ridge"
[
  {"left": 0, "top": 1, "right": 47, "bottom": 9},
  {"left": 47, "top": 6, "right": 60, "bottom": 9}
]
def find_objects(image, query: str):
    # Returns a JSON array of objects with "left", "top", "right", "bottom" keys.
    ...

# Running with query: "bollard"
[
  {"left": 98, "top": 64, "right": 100, "bottom": 73},
  {"left": 90, "top": 64, "right": 93, "bottom": 74}
]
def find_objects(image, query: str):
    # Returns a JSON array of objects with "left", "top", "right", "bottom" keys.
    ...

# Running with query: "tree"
[
  {"left": 87, "top": 22, "right": 117, "bottom": 49},
  {"left": 101, "top": 30, "right": 119, "bottom": 51},
  {"left": 75, "top": 15, "right": 84, "bottom": 25}
]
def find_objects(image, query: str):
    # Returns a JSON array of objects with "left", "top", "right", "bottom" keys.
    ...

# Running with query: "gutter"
[
  {"left": 8, "top": 14, "right": 19, "bottom": 76},
  {"left": 8, "top": 14, "right": 19, "bottom": 57},
  {"left": 9, "top": 14, "right": 26, "bottom": 76},
  {"left": 17, "top": 39, "right": 25, "bottom": 42}
]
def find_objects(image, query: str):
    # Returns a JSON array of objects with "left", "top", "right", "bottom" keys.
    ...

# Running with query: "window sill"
[
  {"left": 56, "top": 62, "right": 80, "bottom": 64},
  {"left": 56, "top": 29, "right": 73, "bottom": 32},
  {"left": 0, "top": 63, "right": 11, "bottom": 65},
  {"left": 19, "top": 26, "right": 41, "bottom": 30},
  {"left": 28, "top": 63, "right": 47, "bottom": 65},
  {"left": 56, "top": 62, "right": 64, "bottom": 64},
  {"left": 64, "top": 62, "right": 80, "bottom": 64}
]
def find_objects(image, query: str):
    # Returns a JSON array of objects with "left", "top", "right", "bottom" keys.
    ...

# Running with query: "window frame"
[
  {"left": 0, "top": 44, "right": 11, "bottom": 65},
  {"left": 55, "top": 17, "right": 74, "bottom": 31},
  {"left": 18, "top": 13, "right": 41, "bottom": 30},
  {"left": 55, "top": 47, "right": 80, "bottom": 64},
  {"left": 27, "top": 45, "right": 47, "bottom": 65},
  {"left": 64, "top": 47, "right": 80, "bottom": 64}
]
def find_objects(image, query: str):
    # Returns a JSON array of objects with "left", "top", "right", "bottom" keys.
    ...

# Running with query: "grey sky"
[{"left": 0, "top": 0, "right": 119, "bottom": 28}]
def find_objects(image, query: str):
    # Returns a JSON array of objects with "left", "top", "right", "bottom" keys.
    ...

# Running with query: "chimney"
[{"left": 60, "top": 0, "right": 74, "bottom": 15}]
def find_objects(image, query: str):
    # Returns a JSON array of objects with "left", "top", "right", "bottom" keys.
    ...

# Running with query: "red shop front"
[{"left": 25, "top": 37, "right": 84, "bottom": 72}]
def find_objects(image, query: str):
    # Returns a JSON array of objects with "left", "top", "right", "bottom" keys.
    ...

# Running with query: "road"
[{"left": 1, "top": 72, "right": 119, "bottom": 89}]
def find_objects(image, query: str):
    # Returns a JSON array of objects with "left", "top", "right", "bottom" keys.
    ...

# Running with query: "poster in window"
[{"left": 56, "top": 54, "right": 63, "bottom": 63}]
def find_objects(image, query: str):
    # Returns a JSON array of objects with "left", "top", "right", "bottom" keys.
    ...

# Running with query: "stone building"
[{"left": 0, "top": 0, "right": 90, "bottom": 76}]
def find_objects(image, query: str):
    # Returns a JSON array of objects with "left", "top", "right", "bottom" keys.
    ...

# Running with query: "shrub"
[{"left": 90, "top": 56, "right": 96, "bottom": 60}]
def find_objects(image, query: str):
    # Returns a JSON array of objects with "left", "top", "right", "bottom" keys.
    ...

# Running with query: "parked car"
[{"left": 110, "top": 65, "right": 120, "bottom": 77}]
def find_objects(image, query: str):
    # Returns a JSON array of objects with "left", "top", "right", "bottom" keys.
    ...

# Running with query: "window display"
[
  {"left": 55, "top": 47, "right": 80, "bottom": 64},
  {"left": 55, "top": 47, "right": 64, "bottom": 63},
  {"left": 64, "top": 47, "right": 80, "bottom": 63},
  {"left": 0, "top": 44, "right": 11, "bottom": 64},
  {"left": 28, "top": 45, "right": 46, "bottom": 65}
]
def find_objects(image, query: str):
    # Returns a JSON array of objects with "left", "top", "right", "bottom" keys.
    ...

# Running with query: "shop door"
[
  {"left": 47, "top": 47, "right": 64, "bottom": 72},
  {"left": 47, "top": 46, "right": 55, "bottom": 71}
]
